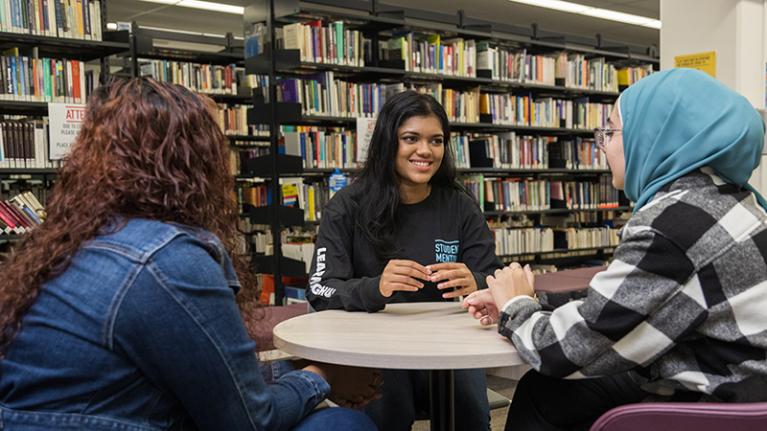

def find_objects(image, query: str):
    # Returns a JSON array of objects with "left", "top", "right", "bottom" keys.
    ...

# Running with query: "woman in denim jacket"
[{"left": 0, "top": 78, "right": 379, "bottom": 431}]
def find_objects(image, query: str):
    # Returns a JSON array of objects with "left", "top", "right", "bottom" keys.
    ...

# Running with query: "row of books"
[
  {"left": 239, "top": 176, "right": 623, "bottom": 223},
  {"left": 383, "top": 34, "right": 477, "bottom": 77},
  {"left": 550, "top": 177, "right": 621, "bottom": 209},
  {"left": 274, "top": 75, "right": 613, "bottom": 130},
  {"left": 464, "top": 176, "right": 620, "bottom": 212},
  {"left": 466, "top": 177, "right": 550, "bottom": 212},
  {"left": 0, "top": 182, "right": 48, "bottom": 205},
  {"left": 276, "top": 72, "right": 390, "bottom": 118},
  {"left": 561, "top": 226, "right": 620, "bottom": 250},
  {"left": 240, "top": 125, "right": 607, "bottom": 172},
  {"left": 554, "top": 53, "right": 618, "bottom": 92},
  {"left": 1, "top": 0, "right": 103, "bottom": 40},
  {"left": 281, "top": 178, "right": 332, "bottom": 222},
  {"left": 0, "top": 191, "right": 45, "bottom": 235},
  {"left": 239, "top": 177, "right": 339, "bottom": 223},
  {"left": 492, "top": 227, "right": 555, "bottom": 256},
  {"left": 617, "top": 65, "right": 654, "bottom": 87},
  {"left": 239, "top": 181, "right": 269, "bottom": 208},
  {"left": 458, "top": 134, "right": 607, "bottom": 170},
  {"left": 548, "top": 137, "right": 608, "bottom": 170},
  {"left": 442, "top": 87, "right": 480, "bottom": 123},
  {"left": 0, "top": 50, "right": 95, "bottom": 103},
  {"left": 478, "top": 92, "right": 612, "bottom": 129},
  {"left": 0, "top": 118, "right": 60, "bottom": 169},
  {"left": 279, "top": 21, "right": 369, "bottom": 67},
  {"left": 261, "top": 21, "right": 653, "bottom": 90},
  {"left": 233, "top": 120, "right": 609, "bottom": 172},
  {"left": 216, "top": 104, "right": 250, "bottom": 136},
  {"left": 412, "top": 83, "right": 612, "bottom": 128},
  {"left": 283, "top": 127, "right": 357, "bottom": 169},
  {"left": 138, "top": 60, "right": 242, "bottom": 96},
  {"left": 479, "top": 47, "right": 627, "bottom": 90},
  {"left": 245, "top": 73, "right": 269, "bottom": 98},
  {"left": 491, "top": 225, "right": 620, "bottom": 256},
  {"left": 378, "top": 32, "right": 653, "bottom": 88},
  {"left": 453, "top": 133, "right": 554, "bottom": 169},
  {"left": 478, "top": 45, "right": 557, "bottom": 86}
]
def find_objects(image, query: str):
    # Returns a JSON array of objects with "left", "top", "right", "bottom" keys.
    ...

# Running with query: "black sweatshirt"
[{"left": 306, "top": 183, "right": 503, "bottom": 312}]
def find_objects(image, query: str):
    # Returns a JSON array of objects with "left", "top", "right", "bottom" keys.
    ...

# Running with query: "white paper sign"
[
  {"left": 356, "top": 116, "right": 377, "bottom": 162},
  {"left": 48, "top": 103, "right": 86, "bottom": 160}
]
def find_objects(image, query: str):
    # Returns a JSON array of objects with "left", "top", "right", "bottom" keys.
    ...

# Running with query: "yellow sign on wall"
[{"left": 674, "top": 51, "right": 717, "bottom": 77}]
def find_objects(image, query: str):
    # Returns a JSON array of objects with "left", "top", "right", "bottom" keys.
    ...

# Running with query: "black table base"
[{"left": 429, "top": 369, "right": 455, "bottom": 431}]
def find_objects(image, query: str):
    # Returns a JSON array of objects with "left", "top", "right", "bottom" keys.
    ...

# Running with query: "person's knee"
[
  {"left": 331, "top": 408, "right": 377, "bottom": 430},
  {"left": 512, "top": 369, "right": 566, "bottom": 422},
  {"left": 297, "top": 407, "right": 377, "bottom": 430},
  {"left": 454, "top": 369, "right": 488, "bottom": 395},
  {"left": 363, "top": 384, "right": 416, "bottom": 430},
  {"left": 515, "top": 369, "right": 549, "bottom": 401},
  {"left": 453, "top": 369, "right": 490, "bottom": 429}
]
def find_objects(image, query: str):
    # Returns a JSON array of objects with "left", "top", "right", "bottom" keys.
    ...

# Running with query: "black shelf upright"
[{"left": 244, "top": 0, "right": 308, "bottom": 305}]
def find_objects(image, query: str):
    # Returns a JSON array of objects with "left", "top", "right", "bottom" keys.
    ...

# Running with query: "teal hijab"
[{"left": 619, "top": 68, "right": 767, "bottom": 211}]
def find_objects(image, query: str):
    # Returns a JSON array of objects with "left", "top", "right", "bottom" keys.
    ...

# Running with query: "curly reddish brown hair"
[{"left": 0, "top": 77, "right": 256, "bottom": 354}]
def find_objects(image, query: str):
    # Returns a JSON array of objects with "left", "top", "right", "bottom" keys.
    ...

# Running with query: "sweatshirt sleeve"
[
  {"left": 306, "top": 196, "right": 389, "bottom": 312},
  {"left": 460, "top": 195, "right": 504, "bottom": 290},
  {"left": 497, "top": 228, "right": 703, "bottom": 379}
]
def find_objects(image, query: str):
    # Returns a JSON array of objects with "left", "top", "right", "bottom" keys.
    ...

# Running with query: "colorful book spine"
[{"left": 0, "top": 0, "right": 100, "bottom": 39}]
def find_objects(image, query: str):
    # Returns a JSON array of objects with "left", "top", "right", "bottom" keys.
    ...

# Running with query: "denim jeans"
[{"left": 293, "top": 408, "right": 377, "bottom": 431}]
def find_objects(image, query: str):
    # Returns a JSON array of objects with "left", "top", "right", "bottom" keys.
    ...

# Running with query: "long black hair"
[{"left": 355, "top": 90, "right": 464, "bottom": 258}]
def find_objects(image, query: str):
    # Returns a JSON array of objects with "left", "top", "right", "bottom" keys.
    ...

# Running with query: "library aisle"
[{"left": 3, "top": 0, "right": 767, "bottom": 430}]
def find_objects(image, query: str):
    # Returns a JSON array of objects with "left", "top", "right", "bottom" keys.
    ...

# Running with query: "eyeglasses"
[{"left": 594, "top": 128, "right": 621, "bottom": 152}]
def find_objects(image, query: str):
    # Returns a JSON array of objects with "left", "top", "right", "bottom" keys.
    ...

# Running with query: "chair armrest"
[
  {"left": 244, "top": 302, "right": 309, "bottom": 352},
  {"left": 590, "top": 402, "right": 767, "bottom": 431}
]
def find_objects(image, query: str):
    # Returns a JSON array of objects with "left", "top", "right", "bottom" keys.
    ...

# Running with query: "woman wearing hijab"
[{"left": 463, "top": 68, "right": 767, "bottom": 430}]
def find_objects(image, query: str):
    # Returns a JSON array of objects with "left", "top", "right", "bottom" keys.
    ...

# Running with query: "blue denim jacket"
[{"left": 0, "top": 218, "right": 330, "bottom": 430}]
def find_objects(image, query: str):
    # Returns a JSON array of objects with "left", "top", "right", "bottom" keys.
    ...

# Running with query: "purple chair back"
[{"left": 590, "top": 402, "right": 767, "bottom": 431}]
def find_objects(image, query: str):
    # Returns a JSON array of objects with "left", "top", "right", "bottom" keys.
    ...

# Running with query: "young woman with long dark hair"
[
  {"left": 307, "top": 90, "right": 503, "bottom": 430},
  {"left": 0, "top": 78, "right": 379, "bottom": 431}
]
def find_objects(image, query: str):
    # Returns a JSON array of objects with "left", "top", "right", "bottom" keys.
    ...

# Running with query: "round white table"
[{"left": 273, "top": 302, "right": 525, "bottom": 431}]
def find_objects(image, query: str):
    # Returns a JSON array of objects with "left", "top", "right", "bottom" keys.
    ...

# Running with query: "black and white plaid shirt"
[{"left": 500, "top": 169, "right": 767, "bottom": 402}]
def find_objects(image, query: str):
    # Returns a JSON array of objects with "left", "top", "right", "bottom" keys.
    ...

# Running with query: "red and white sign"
[{"left": 48, "top": 103, "right": 87, "bottom": 160}]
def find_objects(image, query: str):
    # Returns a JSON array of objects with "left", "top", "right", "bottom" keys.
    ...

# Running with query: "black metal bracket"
[{"left": 458, "top": 9, "right": 493, "bottom": 33}]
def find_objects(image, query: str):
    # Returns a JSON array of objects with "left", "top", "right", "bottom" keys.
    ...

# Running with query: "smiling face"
[{"left": 394, "top": 114, "right": 445, "bottom": 191}]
